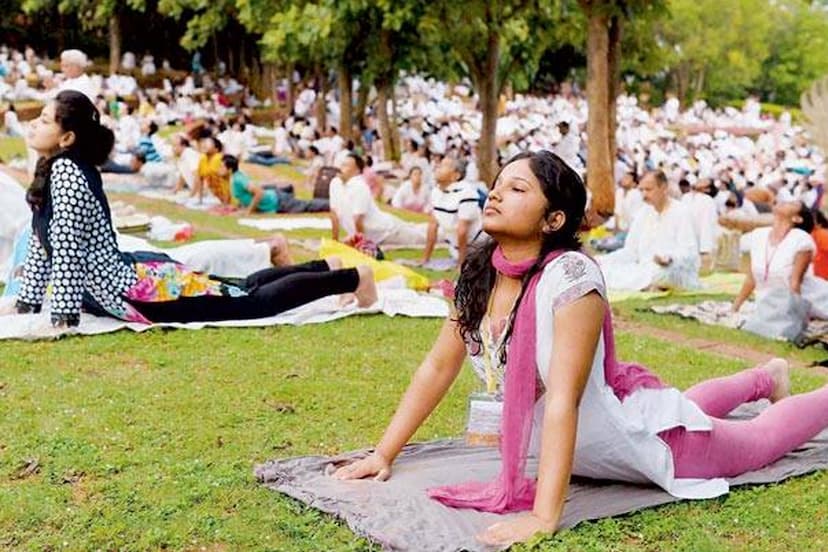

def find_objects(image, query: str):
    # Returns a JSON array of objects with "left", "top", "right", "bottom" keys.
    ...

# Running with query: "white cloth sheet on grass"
[
  {"left": 238, "top": 217, "right": 333, "bottom": 232},
  {"left": 0, "top": 289, "right": 448, "bottom": 341},
  {"left": 137, "top": 190, "right": 222, "bottom": 210}
]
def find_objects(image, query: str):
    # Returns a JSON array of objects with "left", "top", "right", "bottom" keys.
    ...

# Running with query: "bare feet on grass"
[
  {"left": 763, "top": 358, "right": 791, "bottom": 403},
  {"left": 354, "top": 265, "right": 378, "bottom": 308}
]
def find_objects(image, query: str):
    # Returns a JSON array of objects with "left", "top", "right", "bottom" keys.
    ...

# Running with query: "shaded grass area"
[{"left": 0, "top": 321, "right": 825, "bottom": 550}]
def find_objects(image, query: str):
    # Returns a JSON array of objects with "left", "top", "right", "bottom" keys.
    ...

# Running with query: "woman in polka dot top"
[{"left": 17, "top": 91, "right": 377, "bottom": 328}]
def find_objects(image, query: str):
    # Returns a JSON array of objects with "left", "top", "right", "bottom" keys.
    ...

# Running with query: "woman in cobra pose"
[
  {"left": 15, "top": 90, "right": 376, "bottom": 328},
  {"left": 334, "top": 150, "right": 828, "bottom": 547}
]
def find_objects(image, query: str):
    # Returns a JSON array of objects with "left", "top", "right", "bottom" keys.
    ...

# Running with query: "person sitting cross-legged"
[{"left": 598, "top": 170, "right": 700, "bottom": 291}]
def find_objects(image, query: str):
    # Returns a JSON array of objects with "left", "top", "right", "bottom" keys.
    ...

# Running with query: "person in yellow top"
[{"left": 192, "top": 136, "right": 230, "bottom": 204}]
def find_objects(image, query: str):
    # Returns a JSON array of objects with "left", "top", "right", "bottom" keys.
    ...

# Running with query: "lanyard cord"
[
  {"left": 480, "top": 276, "right": 520, "bottom": 394},
  {"left": 763, "top": 231, "right": 787, "bottom": 282}
]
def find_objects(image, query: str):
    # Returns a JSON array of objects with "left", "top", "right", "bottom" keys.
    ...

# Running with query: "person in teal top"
[{"left": 220, "top": 155, "right": 330, "bottom": 215}]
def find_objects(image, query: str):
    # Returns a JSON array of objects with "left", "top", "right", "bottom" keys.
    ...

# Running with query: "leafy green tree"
[
  {"left": 758, "top": 0, "right": 828, "bottom": 106},
  {"left": 419, "top": 0, "right": 567, "bottom": 186},
  {"left": 653, "top": 0, "right": 776, "bottom": 105},
  {"left": 23, "top": 0, "right": 148, "bottom": 74}
]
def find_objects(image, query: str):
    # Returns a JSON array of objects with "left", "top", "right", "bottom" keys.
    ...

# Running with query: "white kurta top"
[
  {"left": 747, "top": 227, "right": 828, "bottom": 319},
  {"left": 681, "top": 191, "right": 721, "bottom": 254},
  {"left": 329, "top": 175, "right": 398, "bottom": 243},
  {"left": 0, "top": 172, "right": 30, "bottom": 278},
  {"left": 468, "top": 252, "right": 726, "bottom": 499},
  {"left": 599, "top": 199, "right": 700, "bottom": 291},
  {"left": 614, "top": 187, "right": 644, "bottom": 232}
]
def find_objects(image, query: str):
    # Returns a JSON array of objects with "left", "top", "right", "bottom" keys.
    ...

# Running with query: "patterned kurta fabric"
[{"left": 18, "top": 156, "right": 245, "bottom": 325}]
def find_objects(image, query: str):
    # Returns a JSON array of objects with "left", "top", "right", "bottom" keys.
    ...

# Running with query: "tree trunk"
[
  {"left": 57, "top": 11, "right": 66, "bottom": 54},
  {"left": 584, "top": 8, "right": 614, "bottom": 216},
  {"left": 607, "top": 15, "right": 622, "bottom": 169},
  {"left": 286, "top": 62, "right": 296, "bottom": 109},
  {"left": 338, "top": 64, "right": 353, "bottom": 141},
  {"left": 389, "top": 85, "right": 402, "bottom": 162},
  {"left": 226, "top": 29, "right": 235, "bottom": 75},
  {"left": 476, "top": 30, "right": 500, "bottom": 188},
  {"left": 108, "top": 14, "right": 121, "bottom": 75},
  {"left": 695, "top": 68, "right": 706, "bottom": 97},
  {"left": 376, "top": 81, "right": 397, "bottom": 162},
  {"left": 239, "top": 34, "right": 249, "bottom": 81},
  {"left": 314, "top": 67, "right": 327, "bottom": 131},
  {"left": 355, "top": 77, "right": 370, "bottom": 131},
  {"left": 261, "top": 62, "right": 278, "bottom": 107}
]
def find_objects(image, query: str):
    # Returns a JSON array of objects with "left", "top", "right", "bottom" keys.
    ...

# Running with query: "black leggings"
[{"left": 128, "top": 260, "right": 360, "bottom": 323}]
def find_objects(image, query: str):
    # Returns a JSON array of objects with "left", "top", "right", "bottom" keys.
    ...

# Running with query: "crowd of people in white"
[{"left": 1, "top": 45, "right": 827, "bottom": 336}]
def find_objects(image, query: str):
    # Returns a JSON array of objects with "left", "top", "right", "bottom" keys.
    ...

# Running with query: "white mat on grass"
[
  {"left": 0, "top": 289, "right": 448, "bottom": 341},
  {"left": 238, "top": 217, "right": 333, "bottom": 231},
  {"left": 137, "top": 190, "right": 222, "bottom": 210}
]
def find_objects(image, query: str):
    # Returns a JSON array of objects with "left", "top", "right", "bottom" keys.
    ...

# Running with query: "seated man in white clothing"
[
  {"left": 599, "top": 170, "right": 700, "bottom": 291},
  {"left": 421, "top": 157, "right": 484, "bottom": 267},
  {"left": 612, "top": 171, "right": 643, "bottom": 233},
  {"left": 329, "top": 153, "right": 426, "bottom": 248},
  {"left": 681, "top": 177, "right": 721, "bottom": 269},
  {"left": 171, "top": 135, "right": 201, "bottom": 193}
]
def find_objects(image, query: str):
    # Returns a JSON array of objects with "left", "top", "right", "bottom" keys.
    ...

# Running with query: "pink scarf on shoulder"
[{"left": 428, "top": 246, "right": 665, "bottom": 513}]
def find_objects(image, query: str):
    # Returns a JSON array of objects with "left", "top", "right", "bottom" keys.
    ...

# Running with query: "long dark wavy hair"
[
  {"left": 793, "top": 201, "right": 816, "bottom": 234},
  {"left": 27, "top": 90, "right": 115, "bottom": 210},
  {"left": 454, "top": 150, "right": 587, "bottom": 355}
]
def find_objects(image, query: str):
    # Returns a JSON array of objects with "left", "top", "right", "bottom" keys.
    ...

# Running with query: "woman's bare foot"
[
  {"left": 325, "top": 256, "right": 343, "bottom": 271},
  {"left": 354, "top": 265, "right": 378, "bottom": 308},
  {"left": 267, "top": 234, "right": 293, "bottom": 267},
  {"left": 763, "top": 358, "right": 791, "bottom": 403}
]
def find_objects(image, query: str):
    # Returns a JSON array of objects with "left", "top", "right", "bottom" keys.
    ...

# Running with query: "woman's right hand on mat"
[{"left": 331, "top": 452, "right": 391, "bottom": 481}]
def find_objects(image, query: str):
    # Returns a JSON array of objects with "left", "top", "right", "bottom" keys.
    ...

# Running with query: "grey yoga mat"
[{"left": 255, "top": 403, "right": 828, "bottom": 551}]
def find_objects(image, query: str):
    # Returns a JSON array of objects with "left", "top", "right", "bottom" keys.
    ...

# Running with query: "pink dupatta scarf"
[{"left": 428, "top": 247, "right": 665, "bottom": 513}]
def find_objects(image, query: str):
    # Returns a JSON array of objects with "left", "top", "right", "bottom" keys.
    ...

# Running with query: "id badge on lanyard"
[
  {"left": 465, "top": 327, "right": 504, "bottom": 447},
  {"left": 465, "top": 391, "right": 503, "bottom": 447}
]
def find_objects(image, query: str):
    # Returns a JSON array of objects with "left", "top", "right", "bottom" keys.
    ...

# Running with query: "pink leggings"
[{"left": 659, "top": 366, "right": 828, "bottom": 478}]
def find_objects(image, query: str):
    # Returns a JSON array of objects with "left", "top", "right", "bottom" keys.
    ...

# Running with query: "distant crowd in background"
[{"left": 1, "top": 45, "right": 827, "bottom": 331}]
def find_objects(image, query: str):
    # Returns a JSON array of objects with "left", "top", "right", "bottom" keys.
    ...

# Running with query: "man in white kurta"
[
  {"left": 599, "top": 171, "right": 700, "bottom": 291},
  {"left": 329, "top": 154, "right": 427, "bottom": 248},
  {"left": 613, "top": 173, "right": 644, "bottom": 232},
  {"left": 681, "top": 178, "right": 721, "bottom": 257}
]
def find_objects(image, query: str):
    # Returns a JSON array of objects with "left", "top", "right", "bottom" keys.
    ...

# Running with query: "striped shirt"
[
  {"left": 137, "top": 136, "right": 163, "bottom": 163},
  {"left": 430, "top": 181, "right": 484, "bottom": 258}
]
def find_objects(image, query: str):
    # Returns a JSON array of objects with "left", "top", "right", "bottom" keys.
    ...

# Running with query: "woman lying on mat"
[
  {"left": 333, "top": 150, "right": 828, "bottom": 547},
  {"left": 733, "top": 199, "right": 828, "bottom": 318},
  {"left": 11, "top": 90, "right": 377, "bottom": 327}
]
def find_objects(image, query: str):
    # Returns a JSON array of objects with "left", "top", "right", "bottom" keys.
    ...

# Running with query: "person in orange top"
[
  {"left": 192, "top": 136, "right": 230, "bottom": 204},
  {"left": 812, "top": 210, "right": 828, "bottom": 280}
]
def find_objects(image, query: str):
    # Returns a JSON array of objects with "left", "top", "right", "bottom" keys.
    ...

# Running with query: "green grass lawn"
[
  {"left": 1, "top": 141, "right": 827, "bottom": 550},
  {"left": 1, "top": 323, "right": 826, "bottom": 551}
]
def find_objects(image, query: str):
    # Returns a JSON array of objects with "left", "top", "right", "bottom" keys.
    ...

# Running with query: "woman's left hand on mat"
[
  {"left": 331, "top": 452, "right": 391, "bottom": 481},
  {"left": 477, "top": 514, "right": 555, "bottom": 547}
]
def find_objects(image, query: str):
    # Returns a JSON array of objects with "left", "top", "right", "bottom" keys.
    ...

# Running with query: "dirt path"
[{"left": 614, "top": 317, "right": 828, "bottom": 377}]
